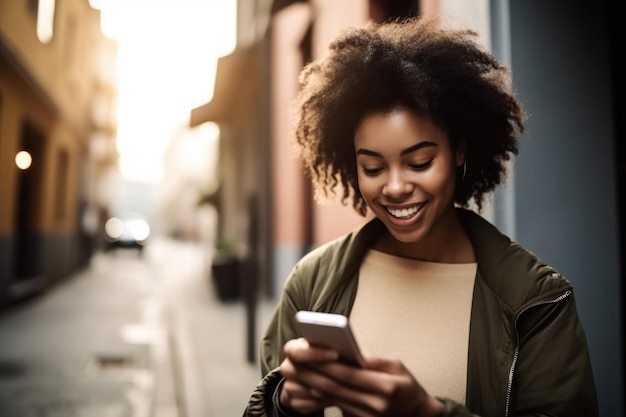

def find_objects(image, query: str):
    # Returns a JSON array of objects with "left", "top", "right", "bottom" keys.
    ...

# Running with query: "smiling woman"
[
  {"left": 244, "top": 16, "right": 599, "bottom": 417},
  {"left": 354, "top": 110, "right": 464, "bottom": 261},
  {"left": 89, "top": 0, "right": 237, "bottom": 184}
]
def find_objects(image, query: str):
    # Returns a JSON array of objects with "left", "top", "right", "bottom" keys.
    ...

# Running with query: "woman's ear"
[{"left": 455, "top": 142, "right": 466, "bottom": 167}]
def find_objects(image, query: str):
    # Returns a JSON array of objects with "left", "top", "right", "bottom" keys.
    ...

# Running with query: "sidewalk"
[
  {"left": 0, "top": 248, "right": 176, "bottom": 416},
  {"left": 153, "top": 238, "right": 276, "bottom": 417},
  {"left": 0, "top": 237, "right": 277, "bottom": 417}
]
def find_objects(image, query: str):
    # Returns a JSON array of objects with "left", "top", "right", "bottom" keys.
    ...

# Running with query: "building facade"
[
  {"left": 191, "top": 0, "right": 622, "bottom": 414},
  {"left": 0, "top": 0, "right": 118, "bottom": 305}
]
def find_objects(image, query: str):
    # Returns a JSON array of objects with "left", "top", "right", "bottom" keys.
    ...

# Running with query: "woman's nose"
[{"left": 383, "top": 171, "right": 413, "bottom": 196}]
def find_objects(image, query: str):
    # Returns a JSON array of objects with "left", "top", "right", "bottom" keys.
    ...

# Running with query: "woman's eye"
[
  {"left": 410, "top": 160, "right": 433, "bottom": 171},
  {"left": 362, "top": 166, "right": 383, "bottom": 175}
]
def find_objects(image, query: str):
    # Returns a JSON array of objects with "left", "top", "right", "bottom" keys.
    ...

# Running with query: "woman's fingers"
[
  {"left": 283, "top": 337, "right": 340, "bottom": 363},
  {"left": 279, "top": 339, "right": 340, "bottom": 383},
  {"left": 277, "top": 339, "right": 343, "bottom": 414},
  {"left": 279, "top": 341, "right": 439, "bottom": 416},
  {"left": 280, "top": 379, "right": 329, "bottom": 414},
  {"left": 302, "top": 360, "right": 433, "bottom": 416},
  {"left": 361, "top": 356, "right": 408, "bottom": 374}
]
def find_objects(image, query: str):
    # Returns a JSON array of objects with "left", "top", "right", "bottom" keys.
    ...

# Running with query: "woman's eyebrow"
[
  {"left": 356, "top": 148, "right": 382, "bottom": 157},
  {"left": 356, "top": 141, "right": 437, "bottom": 158},
  {"left": 400, "top": 141, "right": 437, "bottom": 156}
]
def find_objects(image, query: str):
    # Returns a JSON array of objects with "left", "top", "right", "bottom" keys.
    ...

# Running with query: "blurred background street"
[
  {"left": 0, "top": 0, "right": 623, "bottom": 416},
  {"left": 0, "top": 236, "right": 275, "bottom": 417}
]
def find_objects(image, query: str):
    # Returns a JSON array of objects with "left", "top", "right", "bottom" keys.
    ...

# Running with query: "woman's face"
[{"left": 354, "top": 109, "right": 464, "bottom": 247}]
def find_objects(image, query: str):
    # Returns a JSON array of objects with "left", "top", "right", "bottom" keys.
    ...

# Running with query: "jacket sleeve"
[
  {"left": 242, "top": 367, "right": 284, "bottom": 417},
  {"left": 243, "top": 262, "right": 313, "bottom": 416},
  {"left": 442, "top": 290, "right": 598, "bottom": 417},
  {"left": 438, "top": 398, "right": 480, "bottom": 417},
  {"left": 259, "top": 262, "right": 309, "bottom": 375},
  {"left": 508, "top": 291, "right": 599, "bottom": 416}
]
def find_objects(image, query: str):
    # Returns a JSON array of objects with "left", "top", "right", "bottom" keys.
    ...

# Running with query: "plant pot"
[{"left": 211, "top": 256, "right": 240, "bottom": 302}]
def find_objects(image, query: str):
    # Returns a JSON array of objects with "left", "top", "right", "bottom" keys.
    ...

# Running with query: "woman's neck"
[{"left": 373, "top": 213, "right": 476, "bottom": 264}]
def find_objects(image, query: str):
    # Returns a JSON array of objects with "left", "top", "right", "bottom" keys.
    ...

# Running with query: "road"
[{"left": 0, "top": 237, "right": 276, "bottom": 417}]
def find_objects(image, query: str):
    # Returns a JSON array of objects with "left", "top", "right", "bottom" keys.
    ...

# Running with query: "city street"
[{"left": 0, "top": 237, "right": 276, "bottom": 417}]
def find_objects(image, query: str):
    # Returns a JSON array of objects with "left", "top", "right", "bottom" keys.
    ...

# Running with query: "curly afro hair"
[{"left": 293, "top": 16, "right": 526, "bottom": 216}]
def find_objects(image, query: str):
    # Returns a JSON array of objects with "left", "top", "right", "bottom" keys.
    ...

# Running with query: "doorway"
[{"left": 13, "top": 121, "right": 45, "bottom": 286}]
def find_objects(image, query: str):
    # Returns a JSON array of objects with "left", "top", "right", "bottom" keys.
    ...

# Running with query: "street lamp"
[{"left": 15, "top": 150, "right": 32, "bottom": 170}]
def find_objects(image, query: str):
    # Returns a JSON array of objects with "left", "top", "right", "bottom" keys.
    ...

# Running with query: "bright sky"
[{"left": 89, "top": 0, "right": 236, "bottom": 183}]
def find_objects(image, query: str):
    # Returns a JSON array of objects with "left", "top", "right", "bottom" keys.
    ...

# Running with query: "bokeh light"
[{"left": 15, "top": 151, "right": 32, "bottom": 170}]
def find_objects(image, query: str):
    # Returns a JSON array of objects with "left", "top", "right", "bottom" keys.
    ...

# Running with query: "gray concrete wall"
[{"left": 492, "top": 2, "right": 622, "bottom": 415}]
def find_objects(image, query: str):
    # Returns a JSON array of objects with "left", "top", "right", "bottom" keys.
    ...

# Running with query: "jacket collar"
[{"left": 350, "top": 208, "right": 566, "bottom": 303}]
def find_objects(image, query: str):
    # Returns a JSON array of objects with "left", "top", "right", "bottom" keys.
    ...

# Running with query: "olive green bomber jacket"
[{"left": 243, "top": 208, "right": 599, "bottom": 416}]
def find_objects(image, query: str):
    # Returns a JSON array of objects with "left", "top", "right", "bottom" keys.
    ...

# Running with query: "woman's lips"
[{"left": 385, "top": 202, "right": 426, "bottom": 220}]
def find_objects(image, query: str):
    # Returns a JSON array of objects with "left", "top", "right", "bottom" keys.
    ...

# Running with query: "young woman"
[{"left": 244, "top": 16, "right": 598, "bottom": 417}]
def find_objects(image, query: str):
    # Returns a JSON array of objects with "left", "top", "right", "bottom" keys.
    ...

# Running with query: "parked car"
[{"left": 103, "top": 214, "right": 151, "bottom": 253}]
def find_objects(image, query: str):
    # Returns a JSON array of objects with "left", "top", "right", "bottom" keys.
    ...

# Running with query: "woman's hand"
[
  {"left": 278, "top": 337, "right": 340, "bottom": 414},
  {"left": 278, "top": 338, "right": 444, "bottom": 417}
]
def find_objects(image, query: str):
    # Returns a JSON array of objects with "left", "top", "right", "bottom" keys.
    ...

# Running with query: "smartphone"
[{"left": 295, "top": 310, "right": 365, "bottom": 367}]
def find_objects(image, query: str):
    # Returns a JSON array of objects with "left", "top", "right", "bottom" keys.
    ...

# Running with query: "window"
[
  {"left": 30, "top": 0, "right": 56, "bottom": 44},
  {"left": 55, "top": 149, "right": 69, "bottom": 222}
]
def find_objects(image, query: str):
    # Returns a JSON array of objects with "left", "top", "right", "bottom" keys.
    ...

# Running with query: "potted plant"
[
  {"left": 210, "top": 240, "right": 241, "bottom": 302},
  {"left": 198, "top": 187, "right": 242, "bottom": 302}
]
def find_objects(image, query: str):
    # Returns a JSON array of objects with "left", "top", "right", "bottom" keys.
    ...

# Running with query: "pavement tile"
[{"left": 0, "top": 238, "right": 277, "bottom": 417}]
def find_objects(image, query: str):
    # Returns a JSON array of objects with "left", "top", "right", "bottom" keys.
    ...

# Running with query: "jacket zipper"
[{"left": 504, "top": 281, "right": 572, "bottom": 417}]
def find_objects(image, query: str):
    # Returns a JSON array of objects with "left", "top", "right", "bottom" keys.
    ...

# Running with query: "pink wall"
[
  {"left": 310, "top": 0, "right": 370, "bottom": 246},
  {"left": 271, "top": 4, "right": 312, "bottom": 247},
  {"left": 273, "top": 1, "right": 439, "bottom": 250}
]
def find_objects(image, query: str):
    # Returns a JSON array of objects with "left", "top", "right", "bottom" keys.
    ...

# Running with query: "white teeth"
[{"left": 387, "top": 204, "right": 422, "bottom": 219}]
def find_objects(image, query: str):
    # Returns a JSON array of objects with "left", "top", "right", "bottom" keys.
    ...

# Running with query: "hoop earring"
[{"left": 460, "top": 162, "right": 467, "bottom": 182}]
